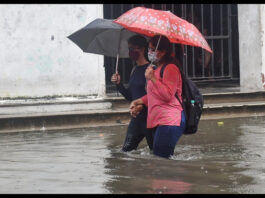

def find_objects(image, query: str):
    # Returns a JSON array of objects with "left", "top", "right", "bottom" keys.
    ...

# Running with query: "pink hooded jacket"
[{"left": 141, "top": 64, "right": 183, "bottom": 128}]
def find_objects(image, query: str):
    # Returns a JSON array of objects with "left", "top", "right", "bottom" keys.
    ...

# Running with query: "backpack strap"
[
  {"left": 159, "top": 63, "right": 184, "bottom": 106},
  {"left": 130, "top": 65, "right": 137, "bottom": 77},
  {"left": 159, "top": 63, "right": 185, "bottom": 81},
  {"left": 159, "top": 64, "right": 167, "bottom": 79}
]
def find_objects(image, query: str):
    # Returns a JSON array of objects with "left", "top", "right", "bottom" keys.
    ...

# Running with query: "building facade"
[
  {"left": 0, "top": 4, "right": 264, "bottom": 100},
  {"left": 238, "top": 4, "right": 265, "bottom": 91},
  {"left": 0, "top": 4, "right": 105, "bottom": 99}
]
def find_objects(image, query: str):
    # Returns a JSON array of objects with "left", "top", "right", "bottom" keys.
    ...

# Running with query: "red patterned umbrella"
[{"left": 114, "top": 7, "right": 212, "bottom": 53}]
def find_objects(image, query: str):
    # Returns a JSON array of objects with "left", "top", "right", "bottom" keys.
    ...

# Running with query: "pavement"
[{"left": 0, "top": 81, "right": 265, "bottom": 133}]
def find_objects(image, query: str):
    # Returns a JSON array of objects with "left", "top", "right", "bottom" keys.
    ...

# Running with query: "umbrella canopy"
[
  {"left": 114, "top": 7, "right": 212, "bottom": 53},
  {"left": 68, "top": 18, "right": 139, "bottom": 58}
]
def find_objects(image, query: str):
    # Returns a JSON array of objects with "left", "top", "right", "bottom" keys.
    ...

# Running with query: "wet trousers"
[
  {"left": 122, "top": 116, "right": 153, "bottom": 152},
  {"left": 151, "top": 111, "right": 186, "bottom": 159}
]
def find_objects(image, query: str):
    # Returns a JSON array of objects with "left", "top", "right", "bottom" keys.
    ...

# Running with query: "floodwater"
[{"left": 0, "top": 116, "right": 265, "bottom": 194}]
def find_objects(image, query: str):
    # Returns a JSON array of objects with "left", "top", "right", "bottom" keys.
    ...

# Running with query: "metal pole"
[
  {"left": 110, "top": 4, "right": 115, "bottom": 74},
  {"left": 191, "top": 4, "right": 195, "bottom": 78},
  {"left": 120, "top": 4, "right": 126, "bottom": 82},
  {"left": 201, "top": 4, "right": 205, "bottom": 77},
  {"left": 182, "top": 4, "right": 188, "bottom": 76},
  {"left": 227, "top": 4, "right": 233, "bottom": 78},
  {"left": 220, "top": 4, "right": 224, "bottom": 76},
  {"left": 171, "top": 4, "right": 176, "bottom": 57},
  {"left": 210, "top": 4, "right": 214, "bottom": 77}
]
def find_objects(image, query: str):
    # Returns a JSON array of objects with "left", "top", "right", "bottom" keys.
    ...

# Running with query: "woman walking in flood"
[{"left": 130, "top": 35, "right": 186, "bottom": 159}]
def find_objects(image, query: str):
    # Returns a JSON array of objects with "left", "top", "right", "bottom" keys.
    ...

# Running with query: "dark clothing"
[
  {"left": 122, "top": 116, "right": 153, "bottom": 151},
  {"left": 116, "top": 63, "right": 152, "bottom": 151},
  {"left": 116, "top": 63, "right": 149, "bottom": 102},
  {"left": 151, "top": 111, "right": 186, "bottom": 158},
  {"left": 117, "top": 63, "right": 149, "bottom": 120}
]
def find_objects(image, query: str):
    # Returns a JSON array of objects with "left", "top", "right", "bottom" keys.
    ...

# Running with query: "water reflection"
[
  {"left": 0, "top": 129, "right": 112, "bottom": 193},
  {"left": 0, "top": 116, "right": 264, "bottom": 193},
  {"left": 103, "top": 116, "right": 264, "bottom": 194},
  {"left": 148, "top": 179, "right": 192, "bottom": 194},
  {"left": 235, "top": 117, "right": 265, "bottom": 193}
]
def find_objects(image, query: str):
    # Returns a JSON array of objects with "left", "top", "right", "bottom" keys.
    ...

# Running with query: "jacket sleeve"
[
  {"left": 141, "top": 94, "right": 148, "bottom": 107},
  {"left": 150, "top": 64, "right": 182, "bottom": 102},
  {"left": 116, "top": 83, "right": 132, "bottom": 101}
]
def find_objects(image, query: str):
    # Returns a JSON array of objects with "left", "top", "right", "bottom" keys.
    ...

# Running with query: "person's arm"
[
  {"left": 116, "top": 83, "right": 132, "bottom": 101},
  {"left": 111, "top": 73, "right": 132, "bottom": 101},
  {"left": 149, "top": 64, "right": 181, "bottom": 102},
  {"left": 140, "top": 94, "right": 148, "bottom": 107}
]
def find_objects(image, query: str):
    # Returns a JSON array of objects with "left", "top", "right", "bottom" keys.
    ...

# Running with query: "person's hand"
[
  {"left": 129, "top": 100, "right": 139, "bottom": 118},
  {"left": 129, "top": 99, "right": 144, "bottom": 117},
  {"left": 111, "top": 73, "right": 121, "bottom": 84},
  {"left": 145, "top": 66, "right": 155, "bottom": 81},
  {"left": 130, "top": 104, "right": 143, "bottom": 118},
  {"left": 129, "top": 100, "right": 137, "bottom": 112}
]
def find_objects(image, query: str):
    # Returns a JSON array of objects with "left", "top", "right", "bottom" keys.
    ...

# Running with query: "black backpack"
[{"left": 160, "top": 64, "right": 204, "bottom": 135}]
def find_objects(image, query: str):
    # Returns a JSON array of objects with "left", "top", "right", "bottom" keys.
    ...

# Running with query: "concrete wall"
[
  {"left": 260, "top": 5, "right": 265, "bottom": 89},
  {"left": 0, "top": 4, "right": 105, "bottom": 98},
  {"left": 238, "top": 4, "right": 265, "bottom": 91}
]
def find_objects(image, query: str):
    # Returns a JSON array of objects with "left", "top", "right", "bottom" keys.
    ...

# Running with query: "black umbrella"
[{"left": 68, "top": 18, "right": 140, "bottom": 73}]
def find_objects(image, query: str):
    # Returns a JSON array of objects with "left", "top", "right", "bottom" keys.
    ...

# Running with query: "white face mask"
[{"left": 148, "top": 51, "right": 159, "bottom": 63}]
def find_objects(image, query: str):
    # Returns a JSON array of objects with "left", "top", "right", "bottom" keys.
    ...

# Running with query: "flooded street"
[{"left": 0, "top": 116, "right": 265, "bottom": 194}]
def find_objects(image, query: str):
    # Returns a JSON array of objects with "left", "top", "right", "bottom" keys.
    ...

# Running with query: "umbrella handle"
[
  {"left": 115, "top": 53, "right": 119, "bottom": 74},
  {"left": 115, "top": 30, "right": 122, "bottom": 74},
  {"left": 150, "top": 35, "right": 162, "bottom": 66}
]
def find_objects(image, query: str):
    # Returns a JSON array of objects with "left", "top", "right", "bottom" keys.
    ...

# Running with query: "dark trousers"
[
  {"left": 122, "top": 116, "right": 153, "bottom": 152},
  {"left": 151, "top": 111, "right": 186, "bottom": 159}
]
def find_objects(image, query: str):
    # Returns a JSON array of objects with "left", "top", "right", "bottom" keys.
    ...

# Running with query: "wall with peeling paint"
[
  {"left": 0, "top": 4, "right": 105, "bottom": 98},
  {"left": 238, "top": 4, "right": 265, "bottom": 91},
  {"left": 260, "top": 5, "right": 265, "bottom": 89}
]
